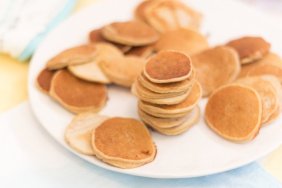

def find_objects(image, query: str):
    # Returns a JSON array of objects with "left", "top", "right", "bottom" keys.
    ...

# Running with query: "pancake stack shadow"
[{"left": 132, "top": 51, "right": 202, "bottom": 135}]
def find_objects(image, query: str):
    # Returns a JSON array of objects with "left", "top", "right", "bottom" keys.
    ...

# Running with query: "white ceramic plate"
[{"left": 28, "top": 0, "right": 282, "bottom": 178}]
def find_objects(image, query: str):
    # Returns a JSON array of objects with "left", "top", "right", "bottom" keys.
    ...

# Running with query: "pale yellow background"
[{"left": 0, "top": 0, "right": 281, "bottom": 181}]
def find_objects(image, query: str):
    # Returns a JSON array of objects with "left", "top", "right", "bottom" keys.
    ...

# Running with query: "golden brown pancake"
[
  {"left": 134, "top": 0, "right": 154, "bottom": 22},
  {"left": 102, "top": 21, "right": 159, "bottom": 46},
  {"left": 143, "top": 0, "right": 202, "bottom": 32},
  {"left": 144, "top": 51, "right": 192, "bottom": 83},
  {"left": 138, "top": 108, "right": 190, "bottom": 128},
  {"left": 132, "top": 83, "right": 190, "bottom": 105},
  {"left": 133, "top": 79, "right": 189, "bottom": 99},
  {"left": 205, "top": 84, "right": 262, "bottom": 143},
  {"left": 236, "top": 76, "right": 279, "bottom": 123},
  {"left": 125, "top": 45, "right": 155, "bottom": 59},
  {"left": 138, "top": 70, "right": 195, "bottom": 94},
  {"left": 89, "top": 28, "right": 131, "bottom": 53},
  {"left": 226, "top": 36, "right": 271, "bottom": 64},
  {"left": 143, "top": 106, "right": 200, "bottom": 135},
  {"left": 50, "top": 70, "right": 107, "bottom": 114},
  {"left": 192, "top": 46, "right": 240, "bottom": 97},
  {"left": 154, "top": 28, "right": 208, "bottom": 55},
  {"left": 238, "top": 52, "right": 282, "bottom": 78},
  {"left": 36, "top": 68, "right": 56, "bottom": 93},
  {"left": 65, "top": 113, "right": 108, "bottom": 155},
  {"left": 68, "top": 60, "right": 111, "bottom": 84},
  {"left": 46, "top": 44, "right": 96, "bottom": 70},
  {"left": 247, "top": 64, "right": 282, "bottom": 84},
  {"left": 100, "top": 56, "right": 145, "bottom": 87},
  {"left": 91, "top": 117, "right": 156, "bottom": 168},
  {"left": 139, "top": 81, "right": 201, "bottom": 115}
]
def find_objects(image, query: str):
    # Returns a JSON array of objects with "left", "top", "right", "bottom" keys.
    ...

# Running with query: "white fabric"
[{"left": 0, "top": 0, "right": 68, "bottom": 57}]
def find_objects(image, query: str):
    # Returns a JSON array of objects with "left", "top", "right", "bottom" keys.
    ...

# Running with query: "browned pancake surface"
[
  {"left": 145, "top": 51, "right": 191, "bottom": 81},
  {"left": 47, "top": 45, "right": 96, "bottom": 70},
  {"left": 205, "top": 85, "right": 261, "bottom": 141},
  {"left": 226, "top": 36, "right": 270, "bottom": 63},
  {"left": 192, "top": 46, "right": 240, "bottom": 97},
  {"left": 37, "top": 68, "right": 56, "bottom": 92},
  {"left": 94, "top": 117, "right": 155, "bottom": 160},
  {"left": 102, "top": 21, "right": 159, "bottom": 46},
  {"left": 52, "top": 70, "right": 107, "bottom": 107},
  {"left": 154, "top": 28, "right": 208, "bottom": 55}
]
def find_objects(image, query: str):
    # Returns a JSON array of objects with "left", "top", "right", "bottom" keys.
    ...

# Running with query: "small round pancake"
[
  {"left": 205, "top": 84, "right": 262, "bottom": 143},
  {"left": 143, "top": 0, "right": 202, "bottom": 32},
  {"left": 94, "top": 42, "right": 124, "bottom": 62},
  {"left": 138, "top": 108, "right": 190, "bottom": 128},
  {"left": 226, "top": 36, "right": 271, "bottom": 64},
  {"left": 89, "top": 29, "right": 131, "bottom": 53},
  {"left": 101, "top": 21, "right": 159, "bottom": 46},
  {"left": 65, "top": 113, "right": 108, "bottom": 155},
  {"left": 100, "top": 56, "right": 145, "bottom": 87},
  {"left": 91, "top": 117, "right": 156, "bottom": 169},
  {"left": 68, "top": 61, "right": 111, "bottom": 84},
  {"left": 139, "top": 81, "right": 201, "bottom": 115},
  {"left": 133, "top": 79, "right": 189, "bottom": 99},
  {"left": 132, "top": 84, "right": 190, "bottom": 105},
  {"left": 134, "top": 0, "right": 154, "bottom": 22},
  {"left": 50, "top": 70, "right": 107, "bottom": 114},
  {"left": 238, "top": 52, "right": 282, "bottom": 78},
  {"left": 125, "top": 45, "right": 155, "bottom": 59},
  {"left": 145, "top": 106, "right": 200, "bottom": 136},
  {"left": 236, "top": 76, "right": 279, "bottom": 123},
  {"left": 144, "top": 51, "right": 192, "bottom": 83},
  {"left": 138, "top": 70, "right": 195, "bottom": 94},
  {"left": 192, "top": 46, "right": 240, "bottom": 97},
  {"left": 46, "top": 44, "right": 96, "bottom": 70},
  {"left": 154, "top": 28, "right": 208, "bottom": 55},
  {"left": 36, "top": 68, "right": 56, "bottom": 93},
  {"left": 247, "top": 64, "right": 282, "bottom": 84}
]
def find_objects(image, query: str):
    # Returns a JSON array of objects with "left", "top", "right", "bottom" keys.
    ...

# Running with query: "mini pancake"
[
  {"left": 89, "top": 28, "right": 131, "bottom": 53},
  {"left": 138, "top": 108, "right": 191, "bottom": 128},
  {"left": 138, "top": 70, "right": 195, "bottom": 94},
  {"left": 226, "top": 36, "right": 271, "bottom": 64},
  {"left": 144, "top": 106, "right": 200, "bottom": 136},
  {"left": 134, "top": 0, "right": 154, "bottom": 22},
  {"left": 144, "top": 51, "right": 192, "bottom": 83},
  {"left": 132, "top": 84, "right": 190, "bottom": 105},
  {"left": 91, "top": 117, "right": 156, "bottom": 169},
  {"left": 36, "top": 68, "right": 56, "bottom": 93},
  {"left": 143, "top": 0, "right": 202, "bottom": 32},
  {"left": 65, "top": 113, "right": 108, "bottom": 155},
  {"left": 192, "top": 46, "right": 240, "bottom": 97},
  {"left": 205, "top": 84, "right": 262, "bottom": 143},
  {"left": 154, "top": 28, "right": 208, "bottom": 55},
  {"left": 139, "top": 81, "right": 201, "bottom": 115},
  {"left": 50, "top": 70, "right": 107, "bottom": 114},
  {"left": 101, "top": 21, "right": 159, "bottom": 46},
  {"left": 68, "top": 60, "right": 111, "bottom": 84},
  {"left": 100, "top": 56, "right": 145, "bottom": 87},
  {"left": 133, "top": 79, "right": 189, "bottom": 99},
  {"left": 247, "top": 64, "right": 282, "bottom": 84},
  {"left": 68, "top": 43, "right": 122, "bottom": 84},
  {"left": 125, "top": 45, "right": 155, "bottom": 59},
  {"left": 238, "top": 52, "right": 282, "bottom": 78},
  {"left": 236, "top": 76, "right": 279, "bottom": 123},
  {"left": 46, "top": 44, "right": 96, "bottom": 70}
]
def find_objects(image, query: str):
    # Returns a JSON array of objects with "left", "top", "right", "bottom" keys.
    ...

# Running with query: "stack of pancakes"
[{"left": 132, "top": 51, "right": 202, "bottom": 135}]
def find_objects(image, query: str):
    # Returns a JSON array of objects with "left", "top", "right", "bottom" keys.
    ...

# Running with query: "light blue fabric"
[{"left": 18, "top": 0, "right": 76, "bottom": 61}]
